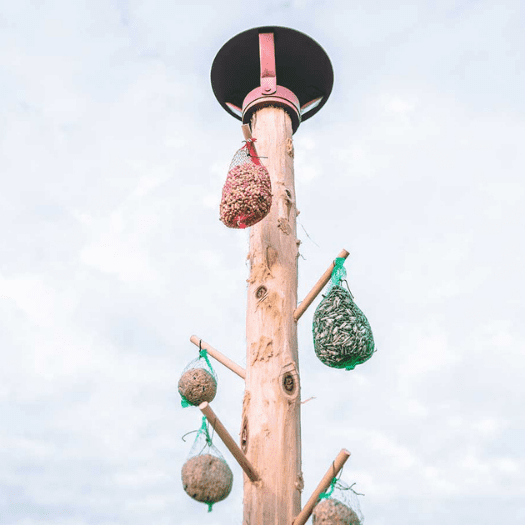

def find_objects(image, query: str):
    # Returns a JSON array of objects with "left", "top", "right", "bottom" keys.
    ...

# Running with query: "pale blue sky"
[{"left": 1, "top": 1, "right": 524, "bottom": 524}]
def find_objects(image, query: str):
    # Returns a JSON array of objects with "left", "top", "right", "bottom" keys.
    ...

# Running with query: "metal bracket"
[
  {"left": 241, "top": 31, "right": 302, "bottom": 133},
  {"left": 259, "top": 33, "right": 277, "bottom": 95}
]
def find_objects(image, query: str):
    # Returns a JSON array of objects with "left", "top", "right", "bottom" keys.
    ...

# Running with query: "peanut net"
[{"left": 219, "top": 138, "right": 272, "bottom": 229}]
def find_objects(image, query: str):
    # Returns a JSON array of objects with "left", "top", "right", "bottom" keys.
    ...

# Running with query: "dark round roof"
[{"left": 211, "top": 26, "right": 334, "bottom": 123}]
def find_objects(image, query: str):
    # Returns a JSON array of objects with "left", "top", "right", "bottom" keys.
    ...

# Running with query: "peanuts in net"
[{"left": 219, "top": 163, "right": 272, "bottom": 228}]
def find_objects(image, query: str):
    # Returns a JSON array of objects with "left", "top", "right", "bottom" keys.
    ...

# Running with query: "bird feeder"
[
  {"left": 181, "top": 25, "right": 366, "bottom": 525},
  {"left": 211, "top": 26, "right": 334, "bottom": 134}
]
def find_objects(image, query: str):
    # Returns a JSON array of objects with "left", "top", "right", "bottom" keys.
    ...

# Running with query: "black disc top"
[{"left": 211, "top": 26, "right": 334, "bottom": 123}]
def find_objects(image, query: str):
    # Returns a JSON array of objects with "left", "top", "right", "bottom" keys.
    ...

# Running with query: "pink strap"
[{"left": 244, "top": 138, "right": 261, "bottom": 166}]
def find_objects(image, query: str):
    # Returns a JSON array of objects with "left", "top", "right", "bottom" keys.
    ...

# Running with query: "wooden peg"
[
  {"left": 242, "top": 123, "right": 252, "bottom": 140},
  {"left": 199, "top": 401, "right": 260, "bottom": 483},
  {"left": 293, "top": 249, "right": 350, "bottom": 321},
  {"left": 190, "top": 336, "right": 246, "bottom": 380},
  {"left": 292, "top": 448, "right": 351, "bottom": 525}
]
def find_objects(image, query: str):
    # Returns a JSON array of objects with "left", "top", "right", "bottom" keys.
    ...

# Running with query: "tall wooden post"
[
  {"left": 210, "top": 25, "right": 335, "bottom": 524},
  {"left": 242, "top": 106, "right": 301, "bottom": 524}
]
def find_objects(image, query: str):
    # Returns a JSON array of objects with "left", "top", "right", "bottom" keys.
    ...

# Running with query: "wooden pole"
[
  {"left": 199, "top": 402, "right": 260, "bottom": 482},
  {"left": 293, "top": 249, "right": 350, "bottom": 321},
  {"left": 242, "top": 106, "right": 301, "bottom": 525},
  {"left": 189, "top": 335, "right": 246, "bottom": 380},
  {"left": 292, "top": 448, "right": 351, "bottom": 525}
]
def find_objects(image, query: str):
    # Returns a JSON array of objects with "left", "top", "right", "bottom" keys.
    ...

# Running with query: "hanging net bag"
[
  {"left": 313, "top": 477, "right": 365, "bottom": 525},
  {"left": 219, "top": 138, "right": 272, "bottom": 229},
  {"left": 312, "top": 258, "right": 376, "bottom": 370},
  {"left": 181, "top": 416, "right": 234, "bottom": 512},
  {"left": 178, "top": 343, "right": 218, "bottom": 407}
]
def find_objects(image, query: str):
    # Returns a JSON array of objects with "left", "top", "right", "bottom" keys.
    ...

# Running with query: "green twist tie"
[
  {"left": 199, "top": 348, "right": 214, "bottom": 374},
  {"left": 319, "top": 477, "right": 338, "bottom": 500},
  {"left": 329, "top": 258, "right": 347, "bottom": 291},
  {"left": 197, "top": 415, "right": 213, "bottom": 447}
]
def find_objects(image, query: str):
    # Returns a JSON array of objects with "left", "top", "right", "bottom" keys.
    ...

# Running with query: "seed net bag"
[
  {"left": 313, "top": 477, "right": 364, "bottom": 525},
  {"left": 181, "top": 416, "right": 234, "bottom": 512},
  {"left": 312, "top": 258, "right": 375, "bottom": 370},
  {"left": 219, "top": 138, "right": 272, "bottom": 229},
  {"left": 178, "top": 344, "right": 218, "bottom": 407}
]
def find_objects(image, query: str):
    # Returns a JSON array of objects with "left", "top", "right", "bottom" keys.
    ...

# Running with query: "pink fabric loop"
[{"left": 244, "top": 138, "right": 261, "bottom": 166}]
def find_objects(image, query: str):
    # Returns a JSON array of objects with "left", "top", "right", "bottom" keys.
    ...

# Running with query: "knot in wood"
[
  {"left": 282, "top": 372, "right": 296, "bottom": 394},
  {"left": 241, "top": 417, "right": 248, "bottom": 453},
  {"left": 255, "top": 285, "right": 267, "bottom": 299}
]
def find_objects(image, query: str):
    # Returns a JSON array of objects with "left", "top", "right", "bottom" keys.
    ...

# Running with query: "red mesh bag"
[{"left": 219, "top": 138, "right": 272, "bottom": 229}]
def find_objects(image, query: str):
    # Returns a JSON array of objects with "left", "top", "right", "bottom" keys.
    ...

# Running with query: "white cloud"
[
  {"left": 381, "top": 94, "right": 417, "bottom": 114},
  {"left": 80, "top": 240, "right": 153, "bottom": 281},
  {"left": 0, "top": 275, "right": 56, "bottom": 327}
]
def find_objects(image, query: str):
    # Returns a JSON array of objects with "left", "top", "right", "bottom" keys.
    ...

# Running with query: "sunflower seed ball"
[
  {"left": 312, "top": 499, "right": 361, "bottom": 525},
  {"left": 313, "top": 287, "right": 375, "bottom": 370},
  {"left": 178, "top": 368, "right": 217, "bottom": 406},
  {"left": 181, "top": 454, "right": 233, "bottom": 505}
]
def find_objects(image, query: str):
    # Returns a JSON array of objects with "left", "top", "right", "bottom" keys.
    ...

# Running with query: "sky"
[{"left": 1, "top": 0, "right": 524, "bottom": 524}]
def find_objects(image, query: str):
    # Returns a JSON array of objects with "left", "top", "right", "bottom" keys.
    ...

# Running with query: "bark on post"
[{"left": 242, "top": 106, "right": 302, "bottom": 524}]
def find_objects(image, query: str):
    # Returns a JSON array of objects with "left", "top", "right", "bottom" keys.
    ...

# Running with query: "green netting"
[
  {"left": 312, "top": 258, "right": 376, "bottom": 370},
  {"left": 316, "top": 475, "right": 364, "bottom": 525},
  {"left": 178, "top": 345, "right": 218, "bottom": 407},
  {"left": 328, "top": 256, "right": 348, "bottom": 292},
  {"left": 319, "top": 476, "right": 338, "bottom": 500},
  {"left": 181, "top": 416, "right": 233, "bottom": 512}
]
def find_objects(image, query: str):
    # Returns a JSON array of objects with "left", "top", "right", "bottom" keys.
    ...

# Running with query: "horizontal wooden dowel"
[
  {"left": 292, "top": 448, "right": 351, "bottom": 525},
  {"left": 199, "top": 401, "right": 260, "bottom": 483},
  {"left": 190, "top": 335, "right": 246, "bottom": 380},
  {"left": 293, "top": 249, "right": 350, "bottom": 321}
]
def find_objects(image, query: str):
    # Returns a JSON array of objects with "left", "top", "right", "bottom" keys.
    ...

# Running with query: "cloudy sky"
[{"left": 1, "top": 1, "right": 524, "bottom": 524}]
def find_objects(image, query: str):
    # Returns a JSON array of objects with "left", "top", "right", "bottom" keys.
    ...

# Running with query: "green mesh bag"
[
  {"left": 313, "top": 477, "right": 364, "bottom": 525},
  {"left": 312, "top": 258, "right": 375, "bottom": 370},
  {"left": 178, "top": 343, "right": 218, "bottom": 407},
  {"left": 181, "top": 416, "right": 233, "bottom": 512}
]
